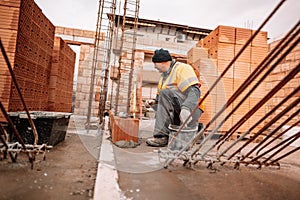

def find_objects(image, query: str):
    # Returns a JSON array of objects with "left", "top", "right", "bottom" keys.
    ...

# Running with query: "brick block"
[{"left": 110, "top": 113, "right": 139, "bottom": 143}]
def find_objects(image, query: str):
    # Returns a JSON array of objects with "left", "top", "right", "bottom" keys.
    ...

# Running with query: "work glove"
[
  {"left": 180, "top": 108, "right": 192, "bottom": 125},
  {"left": 145, "top": 99, "right": 156, "bottom": 108}
]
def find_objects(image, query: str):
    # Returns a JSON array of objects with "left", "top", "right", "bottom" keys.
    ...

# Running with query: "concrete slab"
[
  {"left": 93, "top": 130, "right": 122, "bottom": 200},
  {"left": 91, "top": 117, "right": 300, "bottom": 200}
]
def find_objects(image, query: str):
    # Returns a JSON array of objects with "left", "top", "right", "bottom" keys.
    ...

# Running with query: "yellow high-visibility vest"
[{"left": 157, "top": 61, "right": 205, "bottom": 112}]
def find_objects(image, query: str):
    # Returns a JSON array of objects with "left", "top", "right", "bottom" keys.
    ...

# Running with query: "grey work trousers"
[{"left": 153, "top": 89, "right": 202, "bottom": 138}]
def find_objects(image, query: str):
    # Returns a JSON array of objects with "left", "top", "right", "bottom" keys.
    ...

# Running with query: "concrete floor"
[{"left": 90, "top": 116, "right": 300, "bottom": 200}]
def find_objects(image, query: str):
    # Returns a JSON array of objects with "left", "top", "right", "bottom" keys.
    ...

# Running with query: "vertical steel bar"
[
  {"left": 99, "top": 0, "right": 116, "bottom": 123},
  {"left": 126, "top": 0, "right": 140, "bottom": 114},
  {"left": 87, "top": 0, "right": 103, "bottom": 127},
  {"left": 0, "top": 38, "right": 39, "bottom": 145},
  {"left": 114, "top": 0, "right": 128, "bottom": 114}
]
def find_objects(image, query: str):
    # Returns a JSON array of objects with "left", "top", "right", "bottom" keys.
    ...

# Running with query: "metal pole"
[
  {"left": 251, "top": 130, "right": 300, "bottom": 163},
  {"left": 242, "top": 103, "right": 300, "bottom": 160},
  {"left": 263, "top": 131, "right": 300, "bottom": 164},
  {"left": 0, "top": 124, "right": 16, "bottom": 162},
  {"left": 87, "top": 0, "right": 104, "bottom": 127},
  {"left": 256, "top": 118, "right": 300, "bottom": 156},
  {"left": 218, "top": 86, "right": 300, "bottom": 158}
]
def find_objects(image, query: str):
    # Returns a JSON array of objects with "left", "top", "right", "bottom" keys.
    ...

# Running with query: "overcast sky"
[{"left": 35, "top": 0, "right": 299, "bottom": 41}]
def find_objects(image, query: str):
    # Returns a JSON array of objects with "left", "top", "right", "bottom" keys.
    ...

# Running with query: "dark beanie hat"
[{"left": 152, "top": 48, "right": 172, "bottom": 63}]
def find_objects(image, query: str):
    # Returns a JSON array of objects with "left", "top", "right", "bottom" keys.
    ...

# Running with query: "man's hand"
[
  {"left": 180, "top": 108, "right": 192, "bottom": 125},
  {"left": 145, "top": 99, "right": 156, "bottom": 108}
]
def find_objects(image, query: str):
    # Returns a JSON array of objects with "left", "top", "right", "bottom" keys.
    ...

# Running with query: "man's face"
[{"left": 154, "top": 62, "right": 169, "bottom": 73}]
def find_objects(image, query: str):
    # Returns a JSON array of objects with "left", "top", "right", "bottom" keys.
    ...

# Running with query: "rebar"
[
  {"left": 191, "top": 24, "right": 300, "bottom": 160},
  {"left": 164, "top": 0, "right": 287, "bottom": 167},
  {"left": 218, "top": 86, "right": 300, "bottom": 158},
  {"left": 262, "top": 131, "right": 300, "bottom": 164},
  {"left": 227, "top": 62, "right": 300, "bottom": 160},
  {"left": 256, "top": 119, "right": 300, "bottom": 156},
  {"left": 0, "top": 38, "right": 39, "bottom": 145},
  {"left": 251, "top": 130, "right": 300, "bottom": 163},
  {"left": 268, "top": 146, "right": 300, "bottom": 165},
  {"left": 241, "top": 102, "right": 300, "bottom": 160},
  {"left": 0, "top": 124, "right": 16, "bottom": 162},
  {"left": 214, "top": 21, "right": 300, "bottom": 148}
]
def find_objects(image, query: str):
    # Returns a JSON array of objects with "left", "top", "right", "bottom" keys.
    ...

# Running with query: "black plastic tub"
[{"left": 8, "top": 111, "right": 72, "bottom": 146}]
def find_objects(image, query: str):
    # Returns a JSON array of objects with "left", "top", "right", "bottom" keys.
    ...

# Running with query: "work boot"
[{"left": 146, "top": 137, "right": 168, "bottom": 147}]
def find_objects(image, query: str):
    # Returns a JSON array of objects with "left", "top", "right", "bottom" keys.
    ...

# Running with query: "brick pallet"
[
  {"left": 264, "top": 40, "right": 300, "bottom": 135},
  {"left": 0, "top": 0, "right": 75, "bottom": 122},
  {"left": 189, "top": 25, "right": 268, "bottom": 134},
  {"left": 48, "top": 37, "right": 76, "bottom": 112}
]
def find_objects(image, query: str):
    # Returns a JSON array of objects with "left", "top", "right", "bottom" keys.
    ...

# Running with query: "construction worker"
[{"left": 146, "top": 48, "right": 203, "bottom": 147}]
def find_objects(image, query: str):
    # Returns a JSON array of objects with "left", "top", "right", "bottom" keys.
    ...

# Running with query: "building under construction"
[{"left": 0, "top": 0, "right": 299, "bottom": 184}]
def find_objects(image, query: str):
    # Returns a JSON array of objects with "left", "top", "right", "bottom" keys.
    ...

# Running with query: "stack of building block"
[
  {"left": 265, "top": 39, "right": 300, "bottom": 132},
  {"left": 0, "top": 0, "right": 76, "bottom": 122},
  {"left": 0, "top": 1, "right": 19, "bottom": 121},
  {"left": 188, "top": 25, "right": 268, "bottom": 134},
  {"left": 13, "top": 0, "right": 55, "bottom": 111},
  {"left": 48, "top": 37, "right": 76, "bottom": 112}
]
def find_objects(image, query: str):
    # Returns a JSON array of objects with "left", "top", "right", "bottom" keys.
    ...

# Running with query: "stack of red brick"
[
  {"left": 48, "top": 37, "right": 75, "bottom": 112},
  {"left": 188, "top": 25, "right": 268, "bottom": 134},
  {"left": 0, "top": 0, "right": 75, "bottom": 122}
]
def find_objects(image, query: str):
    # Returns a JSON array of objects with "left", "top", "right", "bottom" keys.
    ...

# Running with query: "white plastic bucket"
[{"left": 168, "top": 124, "right": 198, "bottom": 151}]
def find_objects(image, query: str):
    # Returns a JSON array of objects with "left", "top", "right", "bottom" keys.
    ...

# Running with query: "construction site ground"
[{"left": 0, "top": 116, "right": 300, "bottom": 200}]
